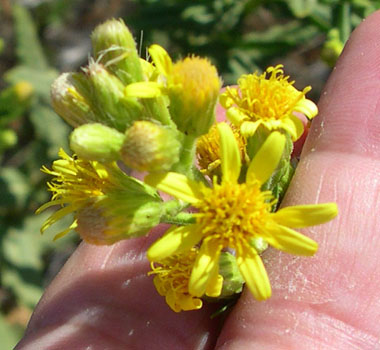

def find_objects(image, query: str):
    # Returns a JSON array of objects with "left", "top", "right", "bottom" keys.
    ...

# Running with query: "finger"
[
  {"left": 15, "top": 225, "right": 221, "bottom": 350},
  {"left": 216, "top": 10, "right": 380, "bottom": 350}
]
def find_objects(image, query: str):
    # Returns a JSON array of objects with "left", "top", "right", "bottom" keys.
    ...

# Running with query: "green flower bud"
[
  {"left": 321, "top": 29, "right": 344, "bottom": 68},
  {"left": 0, "top": 129, "right": 17, "bottom": 151},
  {"left": 70, "top": 123, "right": 125, "bottom": 162},
  {"left": 78, "top": 61, "right": 142, "bottom": 131},
  {"left": 76, "top": 196, "right": 162, "bottom": 245},
  {"left": 51, "top": 72, "right": 97, "bottom": 127},
  {"left": 91, "top": 19, "right": 143, "bottom": 84},
  {"left": 217, "top": 252, "right": 244, "bottom": 298},
  {"left": 121, "top": 120, "right": 180, "bottom": 172}
]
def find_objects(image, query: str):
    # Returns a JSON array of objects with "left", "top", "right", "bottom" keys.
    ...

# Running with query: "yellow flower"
[
  {"left": 148, "top": 248, "right": 223, "bottom": 312},
  {"left": 145, "top": 123, "right": 338, "bottom": 300},
  {"left": 220, "top": 65, "right": 318, "bottom": 140},
  {"left": 37, "top": 148, "right": 161, "bottom": 243},
  {"left": 196, "top": 123, "right": 247, "bottom": 177},
  {"left": 146, "top": 44, "right": 221, "bottom": 136}
]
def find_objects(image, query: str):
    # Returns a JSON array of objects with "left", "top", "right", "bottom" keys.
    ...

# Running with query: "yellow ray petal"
[
  {"left": 264, "top": 223, "right": 318, "bottom": 256},
  {"left": 226, "top": 107, "right": 247, "bottom": 125},
  {"left": 205, "top": 265, "right": 223, "bottom": 298},
  {"left": 217, "top": 123, "right": 241, "bottom": 183},
  {"left": 272, "top": 203, "right": 338, "bottom": 228},
  {"left": 288, "top": 113, "right": 305, "bottom": 140},
  {"left": 294, "top": 98, "right": 318, "bottom": 120},
  {"left": 236, "top": 245, "right": 271, "bottom": 301},
  {"left": 124, "top": 82, "right": 162, "bottom": 98},
  {"left": 189, "top": 239, "right": 222, "bottom": 297},
  {"left": 145, "top": 172, "right": 202, "bottom": 204},
  {"left": 147, "top": 224, "right": 203, "bottom": 261},
  {"left": 246, "top": 131, "right": 286, "bottom": 184},
  {"left": 148, "top": 44, "right": 173, "bottom": 76},
  {"left": 240, "top": 120, "right": 261, "bottom": 137},
  {"left": 53, "top": 220, "right": 78, "bottom": 241}
]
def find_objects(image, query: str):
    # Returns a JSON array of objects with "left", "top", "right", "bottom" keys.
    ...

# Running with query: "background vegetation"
[{"left": 0, "top": 0, "right": 379, "bottom": 347}]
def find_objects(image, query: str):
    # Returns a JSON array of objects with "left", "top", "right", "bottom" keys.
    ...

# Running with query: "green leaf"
[
  {"left": 0, "top": 314, "right": 24, "bottom": 350},
  {"left": 1, "top": 213, "right": 75, "bottom": 307},
  {"left": 29, "top": 104, "right": 70, "bottom": 158},
  {"left": 286, "top": 0, "right": 317, "bottom": 18},
  {"left": 12, "top": 4, "right": 49, "bottom": 70},
  {"left": 4, "top": 65, "right": 58, "bottom": 103},
  {"left": 0, "top": 168, "right": 31, "bottom": 215}
]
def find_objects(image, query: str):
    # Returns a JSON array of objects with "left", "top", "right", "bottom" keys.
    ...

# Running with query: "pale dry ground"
[{"left": 16, "top": 10, "right": 380, "bottom": 350}]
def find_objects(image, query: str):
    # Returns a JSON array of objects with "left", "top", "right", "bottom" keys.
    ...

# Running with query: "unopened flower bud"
[
  {"left": 76, "top": 199, "right": 162, "bottom": 245},
  {"left": 70, "top": 123, "right": 125, "bottom": 162},
  {"left": 217, "top": 252, "right": 244, "bottom": 298},
  {"left": 0, "top": 129, "right": 17, "bottom": 151},
  {"left": 91, "top": 19, "right": 143, "bottom": 84},
  {"left": 121, "top": 120, "right": 180, "bottom": 172},
  {"left": 169, "top": 56, "right": 221, "bottom": 136},
  {"left": 51, "top": 72, "right": 97, "bottom": 127},
  {"left": 13, "top": 81, "right": 34, "bottom": 103},
  {"left": 321, "top": 29, "right": 344, "bottom": 68},
  {"left": 81, "top": 61, "right": 142, "bottom": 131}
]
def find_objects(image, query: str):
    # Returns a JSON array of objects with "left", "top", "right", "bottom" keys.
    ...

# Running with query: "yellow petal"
[
  {"left": 205, "top": 268, "right": 223, "bottom": 298},
  {"left": 289, "top": 113, "right": 305, "bottom": 140},
  {"left": 240, "top": 120, "right": 261, "bottom": 137},
  {"left": 217, "top": 123, "right": 241, "bottom": 183},
  {"left": 179, "top": 295, "right": 203, "bottom": 311},
  {"left": 145, "top": 172, "right": 202, "bottom": 204},
  {"left": 147, "top": 224, "right": 203, "bottom": 261},
  {"left": 272, "top": 203, "right": 338, "bottom": 228},
  {"left": 189, "top": 239, "right": 222, "bottom": 297},
  {"left": 53, "top": 220, "right": 78, "bottom": 241},
  {"left": 281, "top": 117, "right": 299, "bottom": 141},
  {"left": 295, "top": 98, "right": 318, "bottom": 120},
  {"left": 236, "top": 245, "right": 271, "bottom": 301},
  {"left": 264, "top": 223, "right": 318, "bottom": 256},
  {"left": 124, "top": 82, "right": 162, "bottom": 98},
  {"left": 246, "top": 131, "right": 286, "bottom": 184},
  {"left": 148, "top": 44, "right": 173, "bottom": 76},
  {"left": 226, "top": 107, "right": 247, "bottom": 125}
]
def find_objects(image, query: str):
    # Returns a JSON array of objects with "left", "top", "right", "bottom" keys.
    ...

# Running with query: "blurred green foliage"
[{"left": 0, "top": 0, "right": 379, "bottom": 348}]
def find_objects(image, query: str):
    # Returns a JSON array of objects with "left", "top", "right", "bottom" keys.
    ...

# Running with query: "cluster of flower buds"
[{"left": 40, "top": 19, "right": 338, "bottom": 313}]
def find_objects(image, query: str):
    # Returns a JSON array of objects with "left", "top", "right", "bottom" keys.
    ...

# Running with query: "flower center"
[
  {"left": 149, "top": 249, "right": 197, "bottom": 294},
  {"left": 194, "top": 180, "right": 274, "bottom": 248},
  {"left": 44, "top": 150, "right": 110, "bottom": 203},
  {"left": 226, "top": 65, "right": 310, "bottom": 121}
]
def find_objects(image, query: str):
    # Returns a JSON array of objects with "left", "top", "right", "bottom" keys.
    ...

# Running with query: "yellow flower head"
[
  {"left": 145, "top": 123, "right": 337, "bottom": 301},
  {"left": 148, "top": 248, "right": 223, "bottom": 312},
  {"left": 37, "top": 148, "right": 161, "bottom": 243},
  {"left": 220, "top": 65, "right": 318, "bottom": 140},
  {"left": 147, "top": 44, "right": 221, "bottom": 136},
  {"left": 196, "top": 123, "right": 247, "bottom": 177}
]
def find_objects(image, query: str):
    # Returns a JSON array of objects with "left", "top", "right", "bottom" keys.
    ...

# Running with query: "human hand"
[{"left": 16, "top": 11, "right": 380, "bottom": 350}]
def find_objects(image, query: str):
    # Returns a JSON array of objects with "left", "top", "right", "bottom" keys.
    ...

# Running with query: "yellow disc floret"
[
  {"left": 149, "top": 248, "right": 222, "bottom": 312},
  {"left": 220, "top": 64, "right": 318, "bottom": 140}
]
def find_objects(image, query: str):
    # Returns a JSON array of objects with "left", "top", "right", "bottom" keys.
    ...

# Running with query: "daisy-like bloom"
[
  {"left": 37, "top": 148, "right": 161, "bottom": 243},
  {"left": 149, "top": 248, "right": 223, "bottom": 312},
  {"left": 196, "top": 123, "right": 247, "bottom": 177},
  {"left": 220, "top": 65, "right": 318, "bottom": 140},
  {"left": 146, "top": 123, "right": 338, "bottom": 300}
]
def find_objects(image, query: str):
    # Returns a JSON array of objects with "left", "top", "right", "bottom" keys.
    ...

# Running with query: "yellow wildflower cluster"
[{"left": 39, "top": 19, "right": 338, "bottom": 313}]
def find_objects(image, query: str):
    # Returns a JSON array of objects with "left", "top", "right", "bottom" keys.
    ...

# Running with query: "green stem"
[
  {"left": 172, "top": 133, "right": 197, "bottom": 179},
  {"left": 143, "top": 96, "right": 175, "bottom": 127},
  {"left": 161, "top": 212, "right": 196, "bottom": 225}
]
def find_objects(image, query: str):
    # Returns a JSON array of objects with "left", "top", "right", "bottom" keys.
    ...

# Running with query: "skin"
[{"left": 16, "top": 10, "right": 380, "bottom": 350}]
